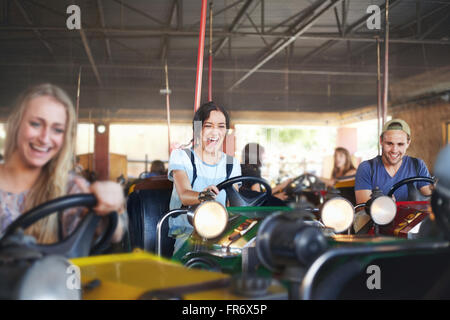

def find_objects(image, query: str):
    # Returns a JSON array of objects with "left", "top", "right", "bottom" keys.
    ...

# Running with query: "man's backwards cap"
[{"left": 381, "top": 119, "right": 411, "bottom": 137}]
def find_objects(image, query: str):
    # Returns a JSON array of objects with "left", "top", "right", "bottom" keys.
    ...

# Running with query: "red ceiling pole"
[
  {"left": 208, "top": 2, "right": 213, "bottom": 102},
  {"left": 208, "top": 53, "right": 213, "bottom": 102},
  {"left": 383, "top": 0, "right": 390, "bottom": 125},
  {"left": 194, "top": 0, "right": 208, "bottom": 112},
  {"left": 376, "top": 36, "right": 382, "bottom": 156}
]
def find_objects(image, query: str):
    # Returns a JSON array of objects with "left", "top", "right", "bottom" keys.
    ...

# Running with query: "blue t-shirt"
[
  {"left": 355, "top": 155, "right": 431, "bottom": 201},
  {"left": 167, "top": 148, "right": 241, "bottom": 251}
]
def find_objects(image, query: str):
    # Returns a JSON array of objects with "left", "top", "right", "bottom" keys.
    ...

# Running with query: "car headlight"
[
  {"left": 191, "top": 201, "right": 228, "bottom": 239},
  {"left": 5, "top": 255, "right": 81, "bottom": 300},
  {"left": 369, "top": 195, "right": 397, "bottom": 225},
  {"left": 321, "top": 197, "right": 355, "bottom": 233}
]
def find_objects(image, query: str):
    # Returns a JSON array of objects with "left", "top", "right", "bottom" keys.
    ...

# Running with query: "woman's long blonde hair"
[
  {"left": 4, "top": 84, "right": 77, "bottom": 243},
  {"left": 332, "top": 147, "right": 355, "bottom": 179}
]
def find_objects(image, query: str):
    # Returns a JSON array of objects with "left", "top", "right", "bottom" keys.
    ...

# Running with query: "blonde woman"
[
  {"left": 322, "top": 147, "right": 357, "bottom": 187},
  {"left": 0, "top": 84, "right": 125, "bottom": 244}
]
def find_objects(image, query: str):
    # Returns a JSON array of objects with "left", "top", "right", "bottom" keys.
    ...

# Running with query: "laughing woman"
[
  {"left": 0, "top": 84, "right": 126, "bottom": 244},
  {"left": 168, "top": 102, "right": 241, "bottom": 253}
]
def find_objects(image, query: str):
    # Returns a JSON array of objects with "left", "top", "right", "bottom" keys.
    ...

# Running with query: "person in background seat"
[
  {"left": 240, "top": 142, "right": 292, "bottom": 202},
  {"left": 141, "top": 160, "right": 167, "bottom": 179},
  {"left": 322, "top": 147, "right": 357, "bottom": 188}
]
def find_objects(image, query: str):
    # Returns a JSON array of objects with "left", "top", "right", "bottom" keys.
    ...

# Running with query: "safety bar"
[
  {"left": 300, "top": 240, "right": 450, "bottom": 300},
  {"left": 156, "top": 209, "right": 188, "bottom": 256}
]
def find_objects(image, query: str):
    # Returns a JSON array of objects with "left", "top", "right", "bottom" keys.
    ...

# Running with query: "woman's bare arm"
[{"left": 172, "top": 170, "right": 219, "bottom": 206}]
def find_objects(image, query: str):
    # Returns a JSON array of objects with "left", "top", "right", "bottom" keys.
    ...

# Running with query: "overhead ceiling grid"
[{"left": 0, "top": 0, "right": 449, "bottom": 121}]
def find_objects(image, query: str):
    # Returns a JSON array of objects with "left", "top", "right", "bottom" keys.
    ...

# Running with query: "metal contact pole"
[
  {"left": 75, "top": 66, "right": 82, "bottom": 159},
  {"left": 165, "top": 61, "right": 172, "bottom": 156}
]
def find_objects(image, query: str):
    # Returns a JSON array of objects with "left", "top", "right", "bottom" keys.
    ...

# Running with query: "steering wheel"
[
  {"left": 288, "top": 173, "right": 323, "bottom": 194},
  {"left": 0, "top": 194, "right": 118, "bottom": 259},
  {"left": 387, "top": 176, "right": 435, "bottom": 200},
  {"left": 216, "top": 176, "right": 272, "bottom": 207}
]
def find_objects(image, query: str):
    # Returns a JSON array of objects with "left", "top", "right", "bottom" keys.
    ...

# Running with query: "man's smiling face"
[{"left": 380, "top": 130, "right": 410, "bottom": 167}]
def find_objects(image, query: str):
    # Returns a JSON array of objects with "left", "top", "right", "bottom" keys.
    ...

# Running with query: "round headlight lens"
[
  {"left": 18, "top": 256, "right": 81, "bottom": 300},
  {"left": 370, "top": 196, "right": 397, "bottom": 225},
  {"left": 193, "top": 201, "right": 228, "bottom": 239},
  {"left": 321, "top": 197, "right": 355, "bottom": 233}
]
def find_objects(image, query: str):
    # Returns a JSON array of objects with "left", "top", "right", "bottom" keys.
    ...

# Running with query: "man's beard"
[{"left": 382, "top": 151, "right": 403, "bottom": 166}]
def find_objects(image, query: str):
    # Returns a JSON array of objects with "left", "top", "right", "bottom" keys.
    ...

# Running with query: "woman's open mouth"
[
  {"left": 207, "top": 137, "right": 219, "bottom": 144},
  {"left": 30, "top": 143, "right": 51, "bottom": 155}
]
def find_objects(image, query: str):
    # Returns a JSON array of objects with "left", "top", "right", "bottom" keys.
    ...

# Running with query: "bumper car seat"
[
  {"left": 334, "top": 178, "right": 356, "bottom": 206},
  {"left": 127, "top": 176, "right": 175, "bottom": 258}
]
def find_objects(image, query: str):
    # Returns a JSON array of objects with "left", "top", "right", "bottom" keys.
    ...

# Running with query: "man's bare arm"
[{"left": 355, "top": 189, "right": 372, "bottom": 205}]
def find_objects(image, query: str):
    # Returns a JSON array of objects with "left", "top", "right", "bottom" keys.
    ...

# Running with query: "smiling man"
[{"left": 355, "top": 119, "right": 433, "bottom": 205}]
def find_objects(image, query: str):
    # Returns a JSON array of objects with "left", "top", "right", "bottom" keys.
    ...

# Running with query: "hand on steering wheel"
[
  {"left": 0, "top": 194, "right": 118, "bottom": 259},
  {"left": 216, "top": 176, "right": 272, "bottom": 207},
  {"left": 387, "top": 176, "right": 435, "bottom": 201}
]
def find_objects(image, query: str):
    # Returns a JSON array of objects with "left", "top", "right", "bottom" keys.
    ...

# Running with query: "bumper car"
[
  {"left": 159, "top": 176, "right": 293, "bottom": 274},
  {"left": 0, "top": 192, "right": 287, "bottom": 300},
  {"left": 3, "top": 146, "right": 448, "bottom": 300},
  {"left": 283, "top": 173, "right": 327, "bottom": 206},
  {"left": 156, "top": 146, "right": 450, "bottom": 299},
  {"left": 295, "top": 147, "right": 450, "bottom": 299},
  {"left": 253, "top": 172, "right": 450, "bottom": 299},
  {"left": 352, "top": 175, "right": 436, "bottom": 238},
  {"left": 158, "top": 176, "right": 359, "bottom": 277},
  {"left": 282, "top": 172, "right": 356, "bottom": 209},
  {"left": 0, "top": 194, "right": 118, "bottom": 299}
]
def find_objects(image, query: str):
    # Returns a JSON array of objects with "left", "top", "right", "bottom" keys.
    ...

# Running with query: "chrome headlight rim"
[
  {"left": 321, "top": 196, "right": 355, "bottom": 233},
  {"left": 368, "top": 195, "right": 397, "bottom": 226},
  {"left": 192, "top": 200, "right": 229, "bottom": 240},
  {"left": 18, "top": 255, "right": 81, "bottom": 300}
]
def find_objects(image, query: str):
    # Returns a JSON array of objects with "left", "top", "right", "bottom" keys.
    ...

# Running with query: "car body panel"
[
  {"left": 71, "top": 249, "right": 286, "bottom": 299},
  {"left": 71, "top": 250, "right": 236, "bottom": 300},
  {"left": 379, "top": 201, "right": 432, "bottom": 238}
]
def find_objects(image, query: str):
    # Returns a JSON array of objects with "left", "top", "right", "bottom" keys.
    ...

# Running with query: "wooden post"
[{"left": 94, "top": 122, "right": 109, "bottom": 180}]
